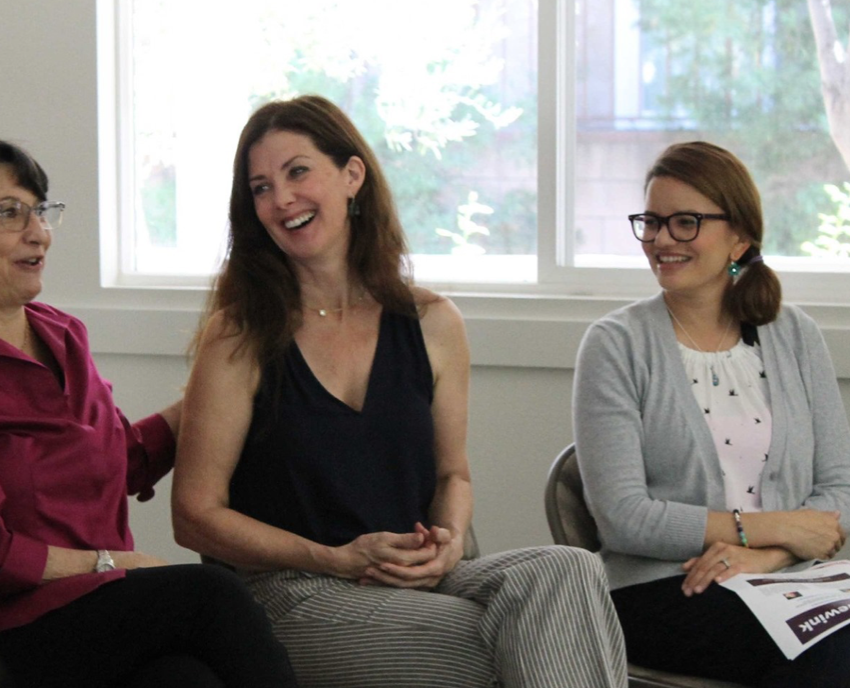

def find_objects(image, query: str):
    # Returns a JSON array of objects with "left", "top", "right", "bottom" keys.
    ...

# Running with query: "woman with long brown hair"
[{"left": 173, "top": 95, "right": 627, "bottom": 688}]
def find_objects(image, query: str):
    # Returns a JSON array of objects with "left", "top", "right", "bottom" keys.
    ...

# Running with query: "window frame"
[{"left": 98, "top": 0, "right": 850, "bottom": 308}]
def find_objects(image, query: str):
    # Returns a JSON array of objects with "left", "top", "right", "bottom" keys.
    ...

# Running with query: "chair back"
[
  {"left": 544, "top": 444, "right": 748, "bottom": 688},
  {"left": 544, "top": 443, "right": 601, "bottom": 551}
]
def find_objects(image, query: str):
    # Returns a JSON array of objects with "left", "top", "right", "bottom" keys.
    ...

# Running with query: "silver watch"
[{"left": 95, "top": 549, "right": 116, "bottom": 573}]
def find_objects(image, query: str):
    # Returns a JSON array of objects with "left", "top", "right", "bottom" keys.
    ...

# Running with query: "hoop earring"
[
  {"left": 348, "top": 196, "right": 361, "bottom": 218},
  {"left": 728, "top": 260, "right": 741, "bottom": 277}
]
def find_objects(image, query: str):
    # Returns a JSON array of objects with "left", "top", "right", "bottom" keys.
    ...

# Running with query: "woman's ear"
[
  {"left": 731, "top": 233, "right": 752, "bottom": 263},
  {"left": 345, "top": 156, "right": 366, "bottom": 195}
]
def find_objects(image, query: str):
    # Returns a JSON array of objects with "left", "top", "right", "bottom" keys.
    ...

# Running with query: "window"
[
  {"left": 106, "top": 0, "right": 850, "bottom": 302},
  {"left": 115, "top": 0, "right": 537, "bottom": 285}
]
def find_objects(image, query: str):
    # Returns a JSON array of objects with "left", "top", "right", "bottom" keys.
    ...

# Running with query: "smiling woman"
[
  {"left": 0, "top": 140, "right": 298, "bottom": 688},
  {"left": 248, "top": 131, "right": 365, "bottom": 267},
  {"left": 574, "top": 142, "right": 850, "bottom": 686},
  {"left": 171, "top": 95, "right": 629, "bottom": 688}
]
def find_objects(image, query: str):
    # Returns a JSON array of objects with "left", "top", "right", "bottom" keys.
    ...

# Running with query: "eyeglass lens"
[
  {"left": 632, "top": 214, "right": 699, "bottom": 241},
  {"left": 0, "top": 200, "right": 64, "bottom": 232}
]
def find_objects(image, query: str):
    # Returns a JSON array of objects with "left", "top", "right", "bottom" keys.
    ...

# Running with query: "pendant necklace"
[
  {"left": 305, "top": 292, "right": 365, "bottom": 318},
  {"left": 667, "top": 308, "right": 733, "bottom": 387}
]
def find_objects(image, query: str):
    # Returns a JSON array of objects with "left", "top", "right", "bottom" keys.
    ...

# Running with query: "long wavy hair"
[
  {"left": 645, "top": 141, "right": 782, "bottom": 325},
  {"left": 199, "top": 95, "right": 415, "bottom": 366}
]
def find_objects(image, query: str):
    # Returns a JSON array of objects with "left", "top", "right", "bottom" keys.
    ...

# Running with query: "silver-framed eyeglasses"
[
  {"left": 0, "top": 198, "right": 66, "bottom": 233},
  {"left": 628, "top": 212, "right": 729, "bottom": 243}
]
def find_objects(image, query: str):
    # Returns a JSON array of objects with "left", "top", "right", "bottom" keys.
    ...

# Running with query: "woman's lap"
[
  {"left": 245, "top": 545, "right": 627, "bottom": 688},
  {"left": 612, "top": 574, "right": 850, "bottom": 688},
  {"left": 0, "top": 564, "right": 295, "bottom": 688},
  {"left": 246, "top": 566, "right": 495, "bottom": 688}
]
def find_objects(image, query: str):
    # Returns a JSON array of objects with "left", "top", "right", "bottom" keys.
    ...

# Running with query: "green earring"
[
  {"left": 348, "top": 196, "right": 361, "bottom": 218},
  {"left": 728, "top": 260, "right": 741, "bottom": 277}
]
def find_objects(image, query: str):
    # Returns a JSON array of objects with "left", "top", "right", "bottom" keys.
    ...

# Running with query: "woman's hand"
[
  {"left": 360, "top": 523, "right": 465, "bottom": 589},
  {"left": 681, "top": 542, "right": 795, "bottom": 597},
  {"left": 333, "top": 529, "right": 439, "bottom": 581},
  {"left": 774, "top": 509, "right": 845, "bottom": 561}
]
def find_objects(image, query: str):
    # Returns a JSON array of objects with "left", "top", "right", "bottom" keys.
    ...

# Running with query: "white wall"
[{"left": 5, "top": 0, "right": 850, "bottom": 563}]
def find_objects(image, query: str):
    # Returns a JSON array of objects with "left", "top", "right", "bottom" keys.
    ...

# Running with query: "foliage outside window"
[{"left": 122, "top": 0, "right": 850, "bottom": 287}]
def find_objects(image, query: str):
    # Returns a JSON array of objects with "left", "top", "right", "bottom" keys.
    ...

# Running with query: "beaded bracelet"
[{"left": 733, "top": 509, "right": 750, "bottom": 548}]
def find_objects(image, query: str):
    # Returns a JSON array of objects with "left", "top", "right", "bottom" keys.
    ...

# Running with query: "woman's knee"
[{"left": 528, "top": 545, "right": 606, "bottom": 581}]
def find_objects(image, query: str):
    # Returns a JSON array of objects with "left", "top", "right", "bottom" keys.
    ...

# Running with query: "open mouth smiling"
[
  {"left": 657, "top": 255, "right": 690, "bottom": 265},
  {"left": 284, "top": 211, "right": 316, "bottom": 230},
  {"left": 17, "top": 257, "right": 43, "bottom": 267}
]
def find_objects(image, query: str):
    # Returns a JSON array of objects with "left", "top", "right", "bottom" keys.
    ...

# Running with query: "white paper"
[{"left": 720, "top": 560, "right": 850, "bottom": 659}]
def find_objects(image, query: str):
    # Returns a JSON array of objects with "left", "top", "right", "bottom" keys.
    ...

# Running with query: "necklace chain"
[
  {"left": 666, "top": 308, "right": 732, "bottom": 354},
  {"left": 305, "top": 292, "right": 366, "bottom": 318},
  {"left": 667, "top": 308, "right": 734, "bottom": 387}
]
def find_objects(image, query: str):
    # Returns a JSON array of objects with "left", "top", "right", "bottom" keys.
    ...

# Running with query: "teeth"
[
  {"left": 285, "top": 211, "right": 316, "bottom": 230},
  {"left": 658, "top": 255, "right": 689, "bottom": 263}
]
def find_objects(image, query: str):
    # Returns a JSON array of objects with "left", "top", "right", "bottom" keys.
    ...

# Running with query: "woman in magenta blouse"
[{"left": 0, "top": 140, "right": 297, "bottom": 687}]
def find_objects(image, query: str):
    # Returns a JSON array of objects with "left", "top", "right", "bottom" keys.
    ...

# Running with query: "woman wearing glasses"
[
  {"left": 0, "top": 141, "right": 297, "bottom": 688},
  {"left": 574, "top": 141, "right": 850, "bottom": 686}
]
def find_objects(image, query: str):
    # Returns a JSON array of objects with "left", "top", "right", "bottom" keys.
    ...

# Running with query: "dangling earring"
[
  {"left": 348, "top": 196, "right": 361, "bottom": 218},
  {"left": 728, "top": 260, "right": 741, "bottom": 277}
]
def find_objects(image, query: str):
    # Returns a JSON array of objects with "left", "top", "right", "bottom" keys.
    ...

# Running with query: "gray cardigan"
[{"left": 573, "top": 293, "right": 850, "bottom": 590}]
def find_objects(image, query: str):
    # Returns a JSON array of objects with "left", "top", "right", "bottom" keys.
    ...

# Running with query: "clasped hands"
[
  {"left": 340, "top": 522, "right": 464, "bottom": 589},
  {"left": 681, "top": 509, "right": 845, "bottom": 597}
]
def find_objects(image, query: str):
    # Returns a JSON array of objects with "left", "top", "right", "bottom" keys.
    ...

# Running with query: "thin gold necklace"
[
  {"left": 304, "top": 292, "right": 366, "bottom": 318},
  {"left": 667, "top": 308, "right": 733, "bottom": 387}
]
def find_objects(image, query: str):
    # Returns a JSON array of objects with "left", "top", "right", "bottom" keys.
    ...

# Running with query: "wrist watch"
[{"left": 95, "top": 549, "right": 116, "bottom": 573}]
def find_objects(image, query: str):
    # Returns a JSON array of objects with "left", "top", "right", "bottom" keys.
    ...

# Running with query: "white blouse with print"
[{"left": 679, "top": 339, "right": 772, "bottom": 512}]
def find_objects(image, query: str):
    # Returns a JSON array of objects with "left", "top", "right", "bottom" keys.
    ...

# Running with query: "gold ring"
[{"left": 721, "top": 558, "right": 731, "bottom": 570}]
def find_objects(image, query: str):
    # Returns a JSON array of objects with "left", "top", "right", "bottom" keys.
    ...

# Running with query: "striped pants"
[{"left": 244, "top": 545, "right": 627, "bottom": 688}]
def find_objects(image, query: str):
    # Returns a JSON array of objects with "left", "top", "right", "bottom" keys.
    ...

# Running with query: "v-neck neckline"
[{"left": 292, "top": 310, "right": 385, "bottom": 414}]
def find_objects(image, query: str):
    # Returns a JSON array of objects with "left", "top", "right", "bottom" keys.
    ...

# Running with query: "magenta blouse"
[{"left": 0, "top": 302, "right": 175, "bottom": 631}]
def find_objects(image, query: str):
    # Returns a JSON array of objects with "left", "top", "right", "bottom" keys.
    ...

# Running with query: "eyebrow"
[{"left": 248, "top": 154, "right": 310, "bottom": 184}]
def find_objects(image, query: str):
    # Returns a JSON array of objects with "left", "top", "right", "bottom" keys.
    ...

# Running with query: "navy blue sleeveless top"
[{"left": 229, "top": 310, "right": 436, "bottom": 547}]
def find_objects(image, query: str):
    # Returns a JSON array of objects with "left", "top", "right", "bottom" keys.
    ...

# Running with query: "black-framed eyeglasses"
[
  {"left": 0, "top": 198, "right": 66, "bottom": 234},
  {"left": 628, "top": 212, "right": 729, "bottom": 243}
]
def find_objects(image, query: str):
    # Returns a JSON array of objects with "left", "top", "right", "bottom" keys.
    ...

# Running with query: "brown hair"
[
  {"left": 645, "top": 141, "right": 781, "bottom": 325},
  {"left": 200, "top": 95, "right": 415, "bottom": 366}
]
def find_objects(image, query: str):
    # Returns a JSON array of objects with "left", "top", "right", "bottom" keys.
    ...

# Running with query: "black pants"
[
  {"left": 0, "top": 564, "right": 297, "bottom": 688},
  {"left": 612, "top": 574, "right": 850, "bottom": 688}
]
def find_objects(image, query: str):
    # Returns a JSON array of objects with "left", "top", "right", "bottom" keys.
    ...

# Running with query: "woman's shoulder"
[
  {"left": 197, "top": 309, "right": 256, "bottom": 362},
  {"left": 408, "top": 287, "right": 467, "bottom": 355},
  {"left": 410, "top": 286, "right": 461, "bottom": 324},
  {"left": 584, "top": 293, "right": 666, "bottom": 341},
  {"left": 763, "top": 302, "right": 825, "bottom": 349}
]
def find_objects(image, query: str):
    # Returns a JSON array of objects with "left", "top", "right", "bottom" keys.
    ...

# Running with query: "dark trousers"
[
  {"left": 0, "top": 564, "right": 297, "bottom": 688},
  {"left": 612, "top": 574, "right": 850, "bottom": 688}
]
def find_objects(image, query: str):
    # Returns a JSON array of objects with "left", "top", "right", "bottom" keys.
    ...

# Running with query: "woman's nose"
[
  {"left": 22, "top": 212, "right": 52, "bottom": 245},
  {"left": 273, "top": 183, "right": 295, "bottom": 208}
]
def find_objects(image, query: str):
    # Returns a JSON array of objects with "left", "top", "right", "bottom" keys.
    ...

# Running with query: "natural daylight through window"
[{"left": 110, "top": 0, "right": 850, "bottom": 300}]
